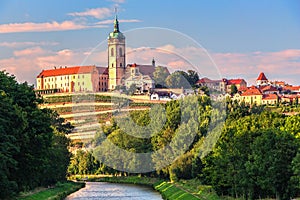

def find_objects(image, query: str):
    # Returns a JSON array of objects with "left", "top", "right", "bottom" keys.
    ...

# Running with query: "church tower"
[{"left": 108, "top": 15, "right": 126, "bottom": 90}]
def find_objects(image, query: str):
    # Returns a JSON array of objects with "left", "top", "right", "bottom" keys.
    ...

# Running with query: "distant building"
[
  {"left": 240, "top": 86, "right": 263, "bottom": 105},
  {"left": 259, "top": 85, "right": 279, "bottom": 94},
  {"left": 225, "top": 78, "right": 247, "bottom": 93},
  {"left": 196, "top": 77, "right": 247, "bottom": 93},
  {"left": 262, "top": 94, "right": 279, "bottom": 105},
  {"left": 196, "top": 78, "right": 226, "bottom": 92},
  {"left": 36, "top": 15, "right": 169, "bottom": 93},
  {"left": 36, "top": 65, "right": 107, "bottom": 94},
  {"left": 256, "top": 72, "right": 269, "bottom": 86},
  {"left": 124, "top": 63, "right": 159, "bottom": 93}
]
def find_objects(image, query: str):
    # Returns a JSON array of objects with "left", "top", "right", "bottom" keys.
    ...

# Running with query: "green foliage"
[
  {"left": 17, "top": 181, "right": 85, "bottom": 200},
  {"left": 165, "top": 71, "right": 191, "bottom": 88},
  {"left": 203, "top": 112, "right": 300, "bottom": 199},
  {"left": 68, "top": 150, "right": 101, "bottom": 175},
  {"left": 154, "top": 181, "right": 200, "bottom": 200},
  {"left": 230, "top": 84, "right": 238, "bottom": 95},
  {"left": 153, "top": 66, "right": 170, "bottom": 87},
  {"left": 0, "top": 71, "right": 71, "bottom": 199}
]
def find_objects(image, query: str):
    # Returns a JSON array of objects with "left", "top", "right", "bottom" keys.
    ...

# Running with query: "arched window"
[
  {"left": 119, "top": 48, "right": 122, "bottom": 56},
  {"left": 111, "top": 48, "right": 114, "bottom": 56}
]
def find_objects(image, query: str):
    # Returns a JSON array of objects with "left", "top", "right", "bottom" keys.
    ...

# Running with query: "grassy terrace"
[{"left": 17, "top": 181, "right": 85, "bottom": 200}]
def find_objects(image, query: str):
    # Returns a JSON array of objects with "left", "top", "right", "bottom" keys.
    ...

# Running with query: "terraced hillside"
[{"left": 40, "top": 93, "right": 157, "bottom": 143}]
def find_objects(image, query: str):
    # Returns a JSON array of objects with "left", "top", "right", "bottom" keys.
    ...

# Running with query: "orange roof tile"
[
  {"left": 283, "top": 86, "right": 300, "bottom": 91},
  {"left": 227, "top": 79, "right": 246, "bottom": 85},
  {"left": 257, "top": 72, "right": 268, "bottom": 81},
  {"left": 241, "top": 86, "right": 262, "bottom": 96},
  {"left": 260, "top": 85, "right": 278, "bottom": 92},
  {"left": 37, "top": 66, "right": 97, "bottom": 78},
  {"left": 263, "top": 94, "right": 278, "bottom": 100}
]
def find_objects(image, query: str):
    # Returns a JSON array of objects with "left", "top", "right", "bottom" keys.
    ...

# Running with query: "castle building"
[
  {"left": 36, "top": 14, "right": 165, "bottom": 94},
  {"left": 36, "top": 65, "right": 108, "bottom": 93}
]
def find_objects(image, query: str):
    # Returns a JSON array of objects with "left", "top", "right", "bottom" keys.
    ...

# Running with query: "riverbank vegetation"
[
  {"left": 72, "top": 175, "right": 215, "bottom": 200},
  {"left": 17, "top": 181, "right": 85, "bottom": 200},
  {"left": 0, "top": 71, "right": 73, "bottom": 199},
  {"left": 68, "top": 95, "right": 300, "bottom": 199}
]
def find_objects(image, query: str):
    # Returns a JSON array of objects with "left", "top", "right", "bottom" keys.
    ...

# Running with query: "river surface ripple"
[{"left": 65, "top": 182, "right": 163, "bottom": 200}]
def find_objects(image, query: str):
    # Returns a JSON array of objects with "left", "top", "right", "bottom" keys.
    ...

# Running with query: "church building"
[{"left": 36, "top": 14, "right": 167, "bottom": 94}]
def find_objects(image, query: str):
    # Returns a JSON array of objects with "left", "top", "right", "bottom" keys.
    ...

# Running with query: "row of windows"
[
  {"left": 111, "top": 63, "right": 123, "bottom": 68},
  {"left": 110, "top": 47, "right": 123, "bottom": 57},
  {"left": 42, "top": 75, "right": 85, "bottom": 82}
]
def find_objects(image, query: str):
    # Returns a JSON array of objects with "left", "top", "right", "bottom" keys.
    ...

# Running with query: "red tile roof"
[
  {"left": 241, "top": 86, "right": 262, "bottom": 96},
  {"left": 257, "top": 72, "right": 268, "bottom": 81},
  {"left": 283, "top": 86, "right": 300, "bottom": 91},
  {"left": 238, "top": 86, "right": 248, "bottom": 92},
  {"left": 227, "top": 79, "right": 245, "bottom": 85},
  {"left": 263, "top": 94, "right": 278, "bottom": 100},
  {"left": 37, "top": 66, "right": 98, "bottom": 78},
  {"left": 260, "top": 85, "right": 278, "bottom": 92}
]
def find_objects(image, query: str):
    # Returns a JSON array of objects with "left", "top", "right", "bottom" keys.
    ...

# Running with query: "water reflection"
[{"left": 65, "top": 182, "right": 163, "bottom": 200}]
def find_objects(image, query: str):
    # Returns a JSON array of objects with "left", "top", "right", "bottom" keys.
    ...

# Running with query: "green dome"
[
  {"left": 108, "top": 31, "right": 125, "bottom": 39},
  {"left": 108, "top": 15, "right": 125, "bottom": 40}
]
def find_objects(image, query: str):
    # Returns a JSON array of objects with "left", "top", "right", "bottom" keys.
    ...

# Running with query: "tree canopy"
[{"left": 0, "top": 71, "right": 71, "bottom": 199}]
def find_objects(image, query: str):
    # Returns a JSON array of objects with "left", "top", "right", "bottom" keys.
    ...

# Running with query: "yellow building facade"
[{"left": 36, "top": 66, "right": 107, "bottom": 93}]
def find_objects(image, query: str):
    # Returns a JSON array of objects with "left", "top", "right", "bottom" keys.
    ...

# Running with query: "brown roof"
[
  {"left": 97, "top": 67, "right": 108, "bottom": 75},
  {"left": 257, "top": 72, "right": 268, "bottom": 81},
  {"left": 126, "top": 64, "right": 170, "bottom": 78},
  {"left": 241, "top": 86, "right": 262, "bottom": 96},
  {"left": 197, "top": 77, "right": 222, "bottom": 84},
  {"left": 37, "top": 66, "right": 97, "bottom": 78}
]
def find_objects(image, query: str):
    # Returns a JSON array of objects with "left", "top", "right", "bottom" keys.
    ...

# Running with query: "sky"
[{"left": 0, "top": 0, "right": 300, "bottom": 86}]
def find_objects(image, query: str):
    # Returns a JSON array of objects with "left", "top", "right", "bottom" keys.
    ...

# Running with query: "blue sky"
[{"left": 0, "top": 0, "right": 300, "bottom": 85}]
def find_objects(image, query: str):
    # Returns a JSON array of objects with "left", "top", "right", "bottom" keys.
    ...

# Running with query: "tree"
[
  {"left": 153, "top": 66, "right": 169, "bottom": 87},
  {"left": 0, "top": 71, "right": 72, "bottom": 198},
  {"left": 246, "top": 129, "right": 299, "bottom": 200},
  {"left": 230, "top": 84, "right": 238, "bottom": 95},
  {"left": 165, "top": 71, "right": 191, "bottom": 88},
  {"left": 187, "top": 70, "right": 199, "bottom": 86}
]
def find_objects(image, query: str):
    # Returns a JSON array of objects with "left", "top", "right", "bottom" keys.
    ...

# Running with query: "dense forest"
[
  {"left": 0, "top": 71, "right": 72, "bottom": 199},
  {"left": 69, "top": 95, "right": 300, "bottom": 200}
]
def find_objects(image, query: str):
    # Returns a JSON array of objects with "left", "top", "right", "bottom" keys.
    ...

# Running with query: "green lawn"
[{"left": 17, "top": 181, "right": 85, "bottom": 200}]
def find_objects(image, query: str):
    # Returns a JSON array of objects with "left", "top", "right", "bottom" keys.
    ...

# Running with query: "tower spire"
[{"left": 113, "top": 7, "right": 119, "bottom": 33}]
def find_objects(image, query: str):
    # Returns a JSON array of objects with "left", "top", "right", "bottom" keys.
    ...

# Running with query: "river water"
[{"left": 65, "top": 182, "right": 163, "bottom": 200}]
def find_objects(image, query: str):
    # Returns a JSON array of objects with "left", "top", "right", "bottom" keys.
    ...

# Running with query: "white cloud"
[
  {"left": 97, "top": 19, "right": 141, "bottom": 25},
  {"left": 0, "top": 41, "right": 59, "bottom": 48},
  {"left": 68, "top": 8, "right": 113, "bottom": 19},
  {"left": 13, "top": 47, "right": 47, "bottom": 57},
  {"left": 0, "top": 21, "right": 89, "bottom": 33}
]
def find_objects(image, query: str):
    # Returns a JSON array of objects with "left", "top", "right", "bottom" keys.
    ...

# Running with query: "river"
[{"left": 65, "top": 182, "right": 163, "bottom": 200}]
